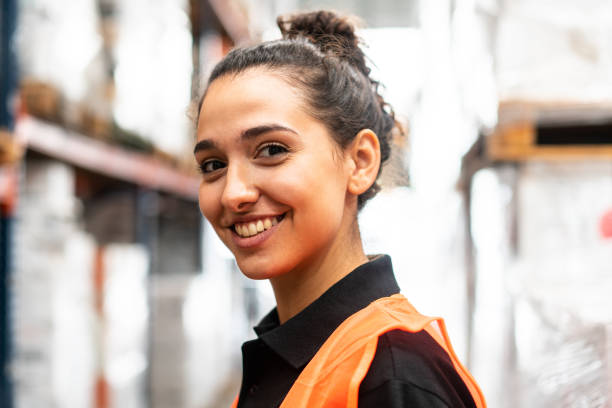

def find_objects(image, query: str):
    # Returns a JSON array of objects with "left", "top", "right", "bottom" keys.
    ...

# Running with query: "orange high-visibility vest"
[{"left": 232, "top": 294, "right": 486, "bottom": 408}]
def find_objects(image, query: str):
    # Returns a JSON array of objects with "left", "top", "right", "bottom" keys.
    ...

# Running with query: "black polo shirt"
[{"left": 236, "top": 255, "right": 477, "bottom": 407}]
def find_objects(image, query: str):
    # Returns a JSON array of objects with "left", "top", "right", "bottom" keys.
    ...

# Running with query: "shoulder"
[{"left": 358, "top": 329, "right": 476, "bottom": 407}]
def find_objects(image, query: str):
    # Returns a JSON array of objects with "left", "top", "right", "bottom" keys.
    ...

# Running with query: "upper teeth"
[{"left": 235, "top": 216, "right": 279, "bottom": 238}]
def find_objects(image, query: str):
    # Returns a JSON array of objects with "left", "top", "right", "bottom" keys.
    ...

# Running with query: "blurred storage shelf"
[
  {"left": 487, "top": 101, "right": 612, "bottom": 161},
  {"left": 207, "top": 0, "right": 250, "bottom": 44},
  {"left": 15, "top": 117, "right": 199, "bottom": 201}
]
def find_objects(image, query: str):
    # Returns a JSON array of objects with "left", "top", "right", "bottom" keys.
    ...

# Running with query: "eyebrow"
[{"left": 193, "top": 124, "right": 298, "bottom": 155}]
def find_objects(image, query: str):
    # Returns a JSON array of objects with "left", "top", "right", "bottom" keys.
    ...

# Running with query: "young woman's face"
[{"left": 195, "top": 68, "right": 353, "bottom": 280}]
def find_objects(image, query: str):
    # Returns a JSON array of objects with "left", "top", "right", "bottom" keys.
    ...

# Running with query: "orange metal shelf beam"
[{"left": 15, "top": 117, "right": 199, "bottom": 201}]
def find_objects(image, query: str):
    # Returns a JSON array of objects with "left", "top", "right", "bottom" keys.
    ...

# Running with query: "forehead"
[{"left": 197, "top": 68, "right": 307, "bottom": 136}]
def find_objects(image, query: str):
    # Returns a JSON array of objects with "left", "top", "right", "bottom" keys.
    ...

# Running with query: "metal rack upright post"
[{"left": 1, "top": 0, "right": 18, "bottom": 406}]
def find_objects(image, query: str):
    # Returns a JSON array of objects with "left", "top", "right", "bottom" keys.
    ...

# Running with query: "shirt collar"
[{"left": 253, "top": 254, "right": 399, "bottom": 369}]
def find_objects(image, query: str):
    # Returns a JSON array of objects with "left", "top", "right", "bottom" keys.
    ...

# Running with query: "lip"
[{"left": 230, "top": 214, "right": 285, "bottom": 249}]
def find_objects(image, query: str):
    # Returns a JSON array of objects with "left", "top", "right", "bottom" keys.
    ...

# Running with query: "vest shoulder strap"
[{"left": 279, "top": 294, "right": 486, "bottom": 408}]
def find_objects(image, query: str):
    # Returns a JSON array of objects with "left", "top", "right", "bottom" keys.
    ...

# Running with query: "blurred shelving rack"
[
  {"left": 459, "top": 99, "right": 612, "bottom": 370},
  {"left": 460, "top": 100, "right": 612, "bottom": 197},
  {"left": 2, "top": 0, "right": 252, "bottom": 406},
  {"left": 10, "top": 114, "right": 206, "bottom": 408},
  {"left": 198, "top": 0, "right": 251, "bottom": 45},
  {"left": 1, "top": 0, "right": 19, "bottom": 406},
  {"left": 15, "top": 117, "right": 200, "bottom": 201},
  {"left": 486, "top": 101, "right": 612, "bottom": 162}
]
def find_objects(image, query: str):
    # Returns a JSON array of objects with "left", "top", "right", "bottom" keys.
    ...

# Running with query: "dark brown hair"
[{"left": 199, "top": 10, "right": 399, "bottom": 210}]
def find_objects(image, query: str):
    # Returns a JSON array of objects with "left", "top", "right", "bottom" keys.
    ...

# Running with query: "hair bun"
[{"left": 277, "top": 10, "right": 368, "bottom": 75}]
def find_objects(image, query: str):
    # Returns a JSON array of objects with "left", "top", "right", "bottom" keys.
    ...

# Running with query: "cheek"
[
  {"left": 264, "top": 154, "right": 348, "bottom": 219},
  {"left": 198, "top": 182, "right": 221, "bottom": 221}
]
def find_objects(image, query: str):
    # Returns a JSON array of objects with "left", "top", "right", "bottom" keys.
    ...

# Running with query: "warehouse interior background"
[{"left": 1, "top": 0, "right": 612, "bottom": 407}]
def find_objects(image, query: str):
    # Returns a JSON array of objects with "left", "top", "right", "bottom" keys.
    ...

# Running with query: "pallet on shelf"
[
  {"left": 487, "top": 101, "right": 612, "bottom": 161},
  {"left": 19, "top": 80, "right": 63, "bottom": 123},
  {"left": 0, "top": 129, "right": 23, "bottom": 166}
]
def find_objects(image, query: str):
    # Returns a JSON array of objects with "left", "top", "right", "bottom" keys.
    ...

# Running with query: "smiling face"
[{"left": 195, "top": 68, "right": 356, "bottom": 280}]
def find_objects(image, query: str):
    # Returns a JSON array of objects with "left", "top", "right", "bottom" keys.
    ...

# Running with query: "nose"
[{"left": 220, "top": 163, "right": 259, "bottom": 212}]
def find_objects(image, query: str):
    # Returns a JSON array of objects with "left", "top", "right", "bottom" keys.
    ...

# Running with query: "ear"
[{"left": 346, "top": 129, "right": 381, "bottom": 196}]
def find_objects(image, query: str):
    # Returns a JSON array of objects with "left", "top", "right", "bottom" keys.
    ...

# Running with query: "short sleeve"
[{"left": 358, "top": 329, "right": 476, "bottom": 407}]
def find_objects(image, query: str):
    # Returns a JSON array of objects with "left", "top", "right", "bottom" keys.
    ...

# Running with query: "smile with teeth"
[{"left": 233, "top": 215, "right": 283, "bottom": 238}]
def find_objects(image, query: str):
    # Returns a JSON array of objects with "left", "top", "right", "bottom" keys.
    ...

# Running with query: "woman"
[{"left": 194, "top": 10, "right": 486, "bottom": 408}]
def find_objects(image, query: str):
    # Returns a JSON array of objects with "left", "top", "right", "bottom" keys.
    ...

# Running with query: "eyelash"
[
  {"left": 199, "top": 159, "right": 225, "bottom": 174},
  {"left": 198, "top": 143, "right": 289, "bottom": 175},
  {"left": 256, "top": 143, "right": 288, "bottom": 158}
]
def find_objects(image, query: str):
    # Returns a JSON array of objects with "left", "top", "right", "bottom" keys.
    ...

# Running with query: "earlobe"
[{"left": 347, "top": 129, "right": 381, "bottom": 195}]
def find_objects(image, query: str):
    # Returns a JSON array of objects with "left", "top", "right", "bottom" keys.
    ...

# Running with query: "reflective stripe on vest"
[{"left": 232, "top": 294, "right": 486, "bottom": 408}]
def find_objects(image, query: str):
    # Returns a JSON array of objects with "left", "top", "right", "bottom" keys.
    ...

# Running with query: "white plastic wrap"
[
  {"left": 511, "top": 161, "right": 612, "bottom": 407},
  {"left": 16, "top": 0, "right": 103, "bottom": 103},
  {"left": 17, "top": 0, "right": 194, "bottom": 156},
  {"left": 112, "top": 0, "right": 193, "bottom": 156},
  {"left": 13, "top": 160, "right": 97, "bottom": 408},
  {"left": 518, "top": 162, "right": 612, "bottom": 261},
  {"left": 512, "top": 270, "right": 612, "bottom": 407},
  {"left": 471, "top": 161, "right": 612, "bottom": 407},
  {"left": 103, "top": 244, "right": 149, "bottom": 408},
  {"left": 495, "top": 0, "right": 612, "bottom": 103},
  {"left": 469, "top": 166, "right": 517, "bottom": 408}
]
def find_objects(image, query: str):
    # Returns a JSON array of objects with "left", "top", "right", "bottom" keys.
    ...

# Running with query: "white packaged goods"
[
  {"left": 17, "top": 0, "right": 193, "bottom": 156},
  {"left": 512, "top": 161, "right": 612, "bottom": 407},
  {"left": 149, "top": 268, "right": 245, "bottom": 408},
  {"left": 102, "top": 244, "right": 149, "bottom": 408},
  {"left": 518, "top": 162, "right": 612, "bottom": 262},
  {"left": 13, "top": 160, "right": 97, "bottom": 408},
  {"left": 16, "top": 0, "right": 106, "bottom": 108},
  {"left": 470, "top": 162, "right": 612, "bottom": 407},
  {"left": 512, "top": 271, "right": 612, "bottom": 407},
  {"left": 495, "top": 0, "right": 612, "bottom": 103},
  {"left": 469, "top": 167, "right": 517, "bottom": 408},
  {"left": 112, "top": 0, "right": 193, "bottom": 156},
  {"left": 149, "top": 274, "right": 191, "bottom": 408},
  {"left": 21, "top": 159, "right": 78, "bottom": 219},
  {"left": 52, "top": 233, "right": 97, "bottom": 408}
]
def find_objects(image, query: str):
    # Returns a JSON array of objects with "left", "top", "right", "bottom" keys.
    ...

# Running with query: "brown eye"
[
  {"left": 257, "top": 143, "right": 288, "bottom": 158},
  {"left": 200, "top": 159, "right": 226, "bottom": 174}
]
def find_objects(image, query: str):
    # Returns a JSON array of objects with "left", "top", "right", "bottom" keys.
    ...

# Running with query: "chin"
[{"left": 235, "top": 254, "right": 294, "bottom": 281}]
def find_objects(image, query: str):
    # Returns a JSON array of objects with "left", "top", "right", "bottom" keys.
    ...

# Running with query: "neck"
[{"left": 270, "top": 223, "right": 368, "bottom": 324}]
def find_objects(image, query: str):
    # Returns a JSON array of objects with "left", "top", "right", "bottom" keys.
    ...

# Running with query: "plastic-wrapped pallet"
[
  {"left": 149, "top": 273, "right": 191, "bottom": 408},
  {"left": 112, "top": 0, "right": 193, "bottom": 156},
  {"left": 102, "top": 244, "right": 149, "bottom": 408},
  {"left": 469, "top": 166, "right": 518, "bottom": 408},
  {"left": 16, "top": 0, "right": 109, "bottom": 123},
  {"left": 511, "top": 161, "right": 612, "bottom": 407},
  {"left": 512, "top": 266, "right": 612, "bottom": 407},
  {"left": 495, "top": 0, "right": 612, "bottom": 103},
  {"left": 13, "top": 159, "right": 97, "bottom": 408},
  {"left": 471, "top": 161, "right": 612, "bottom": 407}
]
